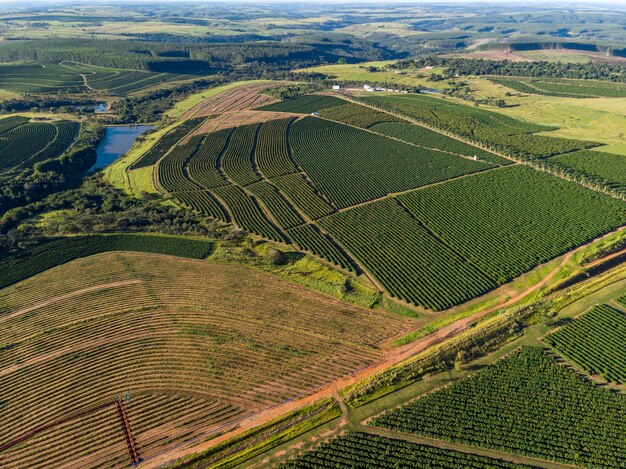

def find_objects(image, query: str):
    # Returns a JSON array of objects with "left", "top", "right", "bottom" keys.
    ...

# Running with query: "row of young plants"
[{"left": 1, "top": 254, "right": 396, "bottom": 468}]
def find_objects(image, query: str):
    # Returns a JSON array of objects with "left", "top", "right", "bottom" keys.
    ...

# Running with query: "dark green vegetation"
[
  {"left": 318, "top": 199, "right": 496, "bottom": 309},
  {"left": 551, "top": 150, "right": 626, "bottom": 194},
  {"left": 289, "top": 117, "right": 494, "bottom": 208},
  {"left": 282, "top": 433, "right": 534, "bottom": 468},
  {"left": 0, "top": 234, "right": 212, "bottom": 289},
  {"left": 0, "top": 118, "right": 79, "bottom": 175},
  {"left": 373, "top": 347, "right": 626, "bottom": 468},
  {"left": 488, "top": 77, "right": 626, "bottom": 98},
  {"left": 397, "top": 166, "right": 626, "bottom": 283},
  {"left": 0, "top": 115, "right": 92, "bottom": 218},
  {"left": 369, "top": 122, "right": 511, "bottom": 165},
  {"left": 131, "top": 117, "right": 205, "bottom": 169},
  {"left": 259, "top": 95, "right": 345, "bottom": 114},
  {"left": 319, "top": 103, "right": 401, "bottom": 129},
  {"left": 361, "top": 94, "right": 600, "bottom": 159},
  {"left": 545, "top": 304, "right": 626, "bottom": 383},
  {"left": 0, "top": 61, "right": 186, "bottom": 95},
  {"left": 155, "top": 97, "right": 626, "bottom": 310},
  {"left": 401, "top": 57, "right": 626, "bottom": 84},
  {"left": 157, "top": 118, "right": 356, "bottom": 271}
]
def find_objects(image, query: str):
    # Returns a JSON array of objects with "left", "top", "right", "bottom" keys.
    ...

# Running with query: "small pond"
[{"left": 91, "top": 125, "right": 153, "bottom": 171}]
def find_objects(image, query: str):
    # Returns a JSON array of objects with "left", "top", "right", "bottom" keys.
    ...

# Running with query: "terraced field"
[
  {"left": 151, "top": 94, "right": 626, "bottom": 310},
  {"left": 0, "top": 252, "right": 413, "bottom": 468},
  {"left": 0, "top": 61, "right": 188, "bottom": 95},
  {"left": 0, "top": 116, "right": 80, "bottom": 175}
]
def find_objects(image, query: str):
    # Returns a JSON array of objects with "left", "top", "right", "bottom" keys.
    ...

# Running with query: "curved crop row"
[
  {"left": 220, "top": 123, "right": 261, "bottom": 186},
  {"left": 255, "top": 117, "right": 296, "bottom": 178},
  {"left": 287, "top": 224, "right": 355, "bottom": 272},
  {"left": 211, "top": 185, "right": 286, "bottom": 242}
]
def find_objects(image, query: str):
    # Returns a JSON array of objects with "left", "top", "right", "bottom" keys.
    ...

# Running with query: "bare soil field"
[
  {"left": 0, "top": 252, "right": 414, "bottom": 468},
  {"left": 181, "top": 83, "right": 278, "bottom": 120}
]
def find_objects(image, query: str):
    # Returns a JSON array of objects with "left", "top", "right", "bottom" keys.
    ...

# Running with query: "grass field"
[
  {"left": 0, "top": 251, "right": 414, "bottom": 468},
  {"left": 460, "top": 77, "right": 626, "bottom": 155}
]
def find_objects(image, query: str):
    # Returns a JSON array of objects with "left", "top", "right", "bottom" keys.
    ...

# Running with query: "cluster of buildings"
[{"left": 331, "top": 84, "right": 408, "bottom": 93}]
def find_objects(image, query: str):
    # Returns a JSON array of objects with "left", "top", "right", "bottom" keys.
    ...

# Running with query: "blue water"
[
  {"left": 420, "top": 88, "right": 442, "bottom": 94},
  {"left": 91, "top": 125, "right": 153, "bottom": 171}
]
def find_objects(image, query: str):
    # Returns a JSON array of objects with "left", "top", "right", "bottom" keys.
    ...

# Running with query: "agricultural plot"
[
  {"left": 0, "top": 119, "right": 79, "bottom": 175},
  {"left": 362, "top": 94, "right": 599, "bottom": 158},
  {"left": 259, "top": 95, "right": 345, "bottom": 114},
  {"left": 0, "top": 61, "right": 188, "bottom": 95},
  {"left": 0, "top": 62, "right": 85, "bottom": 93},
  {"left": 318, "top": 199, "right": 496, "bottom": 310},
  {"left": 551, "top": 150, "right": 626, "bottom": 193},
  {"left": 0, "top": 234, "right": 213, "bottom": 289},
  {"left": 270, "top": 173, "right": 336, "bottom": 220},
  {"left": 545, "top": 304, "right": 626, "bottom": 383},
  {"left": 131, "top": 117, "right": 205, "bottom": 169},
  {"left": 319, "top": 102, "right": 402, "bottom": 128},
  {"left": 489, "top": 76, "right": 626, "bottom": 98},
  {"left": 220, "top": 123, "right": 262, "bottom": 186},
  {"left": 289, "top": 117, "right": 494, "bottom": 208},
  {"left": 156, "top": 92, "right": 626, "bottom": 310},
  {"left": 158, "top": 117, "right": 355, "bottom": 270},
  {"left": 398, "top": 166, "right": 626, "bottom": 284},
  {"left": 186, "top": 128, "right": 232, "bottom": 189},
  {"left": 373, "top": 347, "right": 626, "bottom": 468},
  {"left": 370, "top": 121, "right": 512, "bottom": 165},
  {"left": 211, "top": 184, "right": 286, "bottom": 242},
  {"left": 182, "top": 82, "right": 277, "bottom": 119},
  {"left": 0, "top": 115, "right": 29, "bottom": 134},
  {"left": 0, "top": 252, "right": 412, "bottom": 468},
  {"left": 255, "top": 117, "right": 296, "bottom": 178},
  {"left": 282, "top": 433, "right": 535, "bottom": 468}
]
